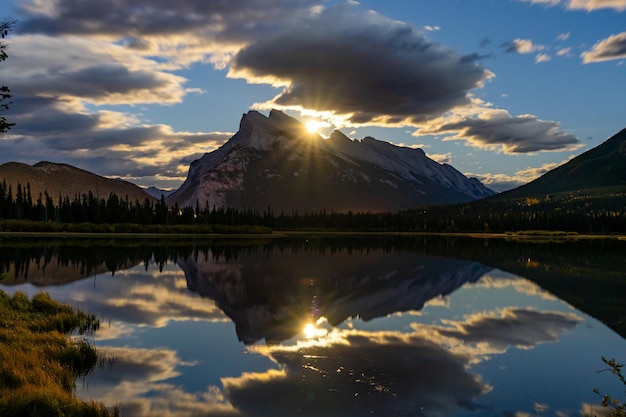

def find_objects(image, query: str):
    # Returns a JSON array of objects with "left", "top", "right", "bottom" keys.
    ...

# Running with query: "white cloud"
[
  {"left": 557, "top": 47, "right": 573, "bottom": 56},
  {"left": 535, "top": 53, "right": 552, "bottom": 63},
  {"left": 469, "top": 157, "right": 575, "bottom": 191},
  {"left": 581, "top": 32, "right": 626, "bottom": 63},
  {"left": 506, "top": 39, "right": 546, "bottom": 54},
  {"left": 557, "top": 32, "right": 571, "bottom": 41},
  {"left": 519, "top": 0, "right": 626, "bottom": 11}
]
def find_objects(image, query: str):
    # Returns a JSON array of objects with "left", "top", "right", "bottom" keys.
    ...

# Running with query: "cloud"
[
  {"left": 0, "top": 34, "right": 232, "bottom": 188},
  {"left": 567, "top": 0, "right": 626, "bottom": 11},
  {"left": 519, "top": 0, "right": 626, "bottom": 11},
  {"left": 417, "top": 105, "right": 581, "bottom": 154},
  {"left": 17, "top": 0, "right": 324, "bottom": 65},
  {"left": 466, "top": 157, "right": 574, "bottom": 191},
  {"left": 426, "top": 152, "right": 453, "bottom": 164},
  {"left": 581, "top": 32, "right": 626, "bottom": 63},
  {"left": 557, "top": 47, "right": 573, "bottom": 56},
  {"left": 557, "top": 32, "right": 571, "bottom": 41},
  {"left": 504, "top": 39, "right": 545, "bottom": 54},
  {"left": 230, "top": 4, "right": 492, "bottom": 126},
  {"left": 3, "top": 35, "right": 190, "bottom": 105},
  {"left": 535, "top": 53, "right": 552, "bottom": 63}
]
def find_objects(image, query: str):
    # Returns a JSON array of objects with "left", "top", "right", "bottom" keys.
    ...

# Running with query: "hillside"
[
  {"left": 497, "top": 128, "right": 626, "bottom": 200},
  {"left": 0, "top": 161, "right": 155, "bottom": 203}
]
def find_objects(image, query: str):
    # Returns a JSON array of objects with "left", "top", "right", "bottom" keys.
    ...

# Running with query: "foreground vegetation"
[
  {"left": 0, "top": 290, "right": 119, "bottom": 417},
  {"left": 589, "top": 358, "right": 626, "bottom": 417}
]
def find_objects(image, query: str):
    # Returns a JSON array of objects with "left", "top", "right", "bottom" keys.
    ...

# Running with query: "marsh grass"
[{"left": 0, "top": 290, "right": 120, "bottom": 417}]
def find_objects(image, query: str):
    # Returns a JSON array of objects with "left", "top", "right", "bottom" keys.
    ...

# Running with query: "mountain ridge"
[
  {"left": 167, "top": 110, "right": 494, "bottom": 212},
  {"left": 0, "top": 161, "right": 155, "bottom": 203}
]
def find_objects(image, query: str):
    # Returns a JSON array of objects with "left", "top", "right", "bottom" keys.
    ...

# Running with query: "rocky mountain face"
[
  {"left": 0, "top": 161, "right": 155, "bottom": 203},
  {"left": 167, "top": 110, "right": 494, "bottom": 212}
]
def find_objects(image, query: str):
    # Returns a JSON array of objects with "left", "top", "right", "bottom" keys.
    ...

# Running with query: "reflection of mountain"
[{"left": 177, "top": 250, "right": 491, "bottom": 344}]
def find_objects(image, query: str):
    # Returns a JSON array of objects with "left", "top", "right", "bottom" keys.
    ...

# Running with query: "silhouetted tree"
[{"left": 0, "top": 20, "right": 15, "bottom": 133}]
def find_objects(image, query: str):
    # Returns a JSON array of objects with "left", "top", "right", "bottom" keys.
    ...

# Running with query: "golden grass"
[{"left": 0, "top": 291, "right": 119, "bottom": 417}]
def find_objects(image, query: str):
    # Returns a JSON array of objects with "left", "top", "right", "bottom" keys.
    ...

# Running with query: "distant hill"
[
  {"left": 496, "top": 128, "right": 626, "bottom": 200},
  {"left": 143, "top": 186, "right": 174, "bottom": 199},
  {"left": 0, "top": 161, "right": 156, "bottom": 203},
  {"left": 167, "top": 110, "right": 494, "bottom": 212}
]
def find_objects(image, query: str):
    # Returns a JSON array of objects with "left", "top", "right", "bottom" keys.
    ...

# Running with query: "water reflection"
[
  {"left": 1, "top": 236, "right": 625, "bottom": 416},
  {"left": 178, "top": 248, "right": 490, "bottom": 344}
]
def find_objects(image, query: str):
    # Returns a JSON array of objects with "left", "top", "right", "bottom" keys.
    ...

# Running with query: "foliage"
[
  {"left": 0, "top": 290, "right": 119, "bottom": 416},
  {"left": 0, "top": 20, "right": 15, "bottom": 133},
  {"left": 590, "top": 357, "right": 626, "bottom": 417}
]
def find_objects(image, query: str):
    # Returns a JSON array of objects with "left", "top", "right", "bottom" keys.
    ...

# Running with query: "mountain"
[
  {"left": 0, "top": 161, "right": 155, "bottom": 203},
  {"left": 143, "top": 186, "right": 174, "bottom": 199},
  {"left": 496, "top": 128, "right": 626, "bottom": 200},
  {"left": 167, "top": 110, "right": 494, "bottom": 212}
]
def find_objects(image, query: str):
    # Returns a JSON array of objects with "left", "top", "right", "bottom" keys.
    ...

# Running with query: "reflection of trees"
[{"left": 1, "top": 235, "right": 624, "bottom": 338}]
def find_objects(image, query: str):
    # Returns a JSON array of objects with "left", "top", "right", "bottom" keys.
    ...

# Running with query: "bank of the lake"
[{"left": 0, "top": 290, "right": 119, "bottom": 417}]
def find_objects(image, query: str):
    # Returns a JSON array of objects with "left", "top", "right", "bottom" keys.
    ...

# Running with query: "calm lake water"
[{"left": 1, "top": 235, "right": 626, "bottom": 417}]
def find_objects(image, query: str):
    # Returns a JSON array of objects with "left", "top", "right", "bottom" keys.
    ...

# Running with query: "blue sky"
[{"left": 0, "top": 0, "right": 624, "bottom": 192}]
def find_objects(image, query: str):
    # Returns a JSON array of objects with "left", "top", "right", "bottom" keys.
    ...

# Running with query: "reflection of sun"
[{"left": 303, "top": 322, "right": 328, "bottom": 339}]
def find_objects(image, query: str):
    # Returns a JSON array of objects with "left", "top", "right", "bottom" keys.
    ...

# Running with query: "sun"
[{"left": 305, "top": 120, "right": 323, "bottom": 134}]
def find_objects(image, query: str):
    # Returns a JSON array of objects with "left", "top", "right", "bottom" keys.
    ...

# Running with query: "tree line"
[{"left": 1, "top": 180, "right": 626, "bottom": 233}]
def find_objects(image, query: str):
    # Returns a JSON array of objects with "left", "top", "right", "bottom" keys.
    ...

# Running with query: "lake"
[{"left": 1, "top": 235, "right": 625, "bottom": 417}]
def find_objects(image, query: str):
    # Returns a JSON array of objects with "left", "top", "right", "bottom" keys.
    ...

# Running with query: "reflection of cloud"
[
  {"left": 476, "top": 275, "right": 558, "bottom": 300},
  {"left": 6, "top": 264, "right": 228, "bottom": 328},
  {"left": 225, "top": 332, "right": 488, "bottom": 417},
  {"left": 408, "top": 308, "right": 581, "bottom": 362},
  {"left": 436, "top": 308, "right": 581, "bottom": 352},
  {"left": 81, "top": 346, "right": 238, "bottom": 417},
  {"left": 77, "top": 301, "right": 581, "bottom": 416}
]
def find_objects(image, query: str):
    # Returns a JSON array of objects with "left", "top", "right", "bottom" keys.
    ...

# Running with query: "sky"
[{"left": 0, "top": 0, "right": 624, "bottom": 192}]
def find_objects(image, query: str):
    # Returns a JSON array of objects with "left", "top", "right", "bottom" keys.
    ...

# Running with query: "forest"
[{"left": 1, "top": 180, "right": 625, "bottom": 234}]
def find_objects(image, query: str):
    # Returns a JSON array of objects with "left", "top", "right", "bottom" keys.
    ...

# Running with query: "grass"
[{"left": 0, "top": 290, "right": 120, "bottom": 417}]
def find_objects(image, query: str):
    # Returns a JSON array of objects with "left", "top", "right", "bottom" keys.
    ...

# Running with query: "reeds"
[{"left": 0, "top": 290, "right": 120, "bottom": 417}]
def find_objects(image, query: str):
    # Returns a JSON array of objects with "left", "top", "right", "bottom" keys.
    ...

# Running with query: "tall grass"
[{"left": 0, "top": 290, "right": 120, "bottom": 417}]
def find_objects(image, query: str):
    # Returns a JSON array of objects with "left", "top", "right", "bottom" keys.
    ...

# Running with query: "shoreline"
[{"left": 1, "top": 230, "right": 625, "bottom": 240}]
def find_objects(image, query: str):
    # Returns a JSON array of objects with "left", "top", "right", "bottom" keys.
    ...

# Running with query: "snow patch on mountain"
[{"left": 168, "top": 110, "right": 495, "bottom": 210}]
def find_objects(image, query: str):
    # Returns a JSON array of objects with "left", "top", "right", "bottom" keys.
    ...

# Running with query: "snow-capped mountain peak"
[{"left": 167, "top": 110, "right": 494, "bottom": 211}]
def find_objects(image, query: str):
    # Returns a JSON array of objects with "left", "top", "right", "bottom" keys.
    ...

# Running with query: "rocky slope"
[{"left": 167, "top": 110, "right": 494, "bottom": 212}]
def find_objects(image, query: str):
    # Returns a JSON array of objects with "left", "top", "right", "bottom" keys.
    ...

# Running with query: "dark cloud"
[
  {"left": 0, "top": 94, "right": 230, "bottom": 187},
  {"left": 17, "top": 0, "right": 321, "bottom": 42},
  {"left": 582, "top": 32, "right": 626, "bottom": 63},
  {"left": 231, "top": 5, "right": 491, "bottom": 125},
  {"left": 223, "top": 334, "right": 486, "bottom": 417},
  {"left": 420, "top": 110, "right": 581, "bottom": 153}
]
